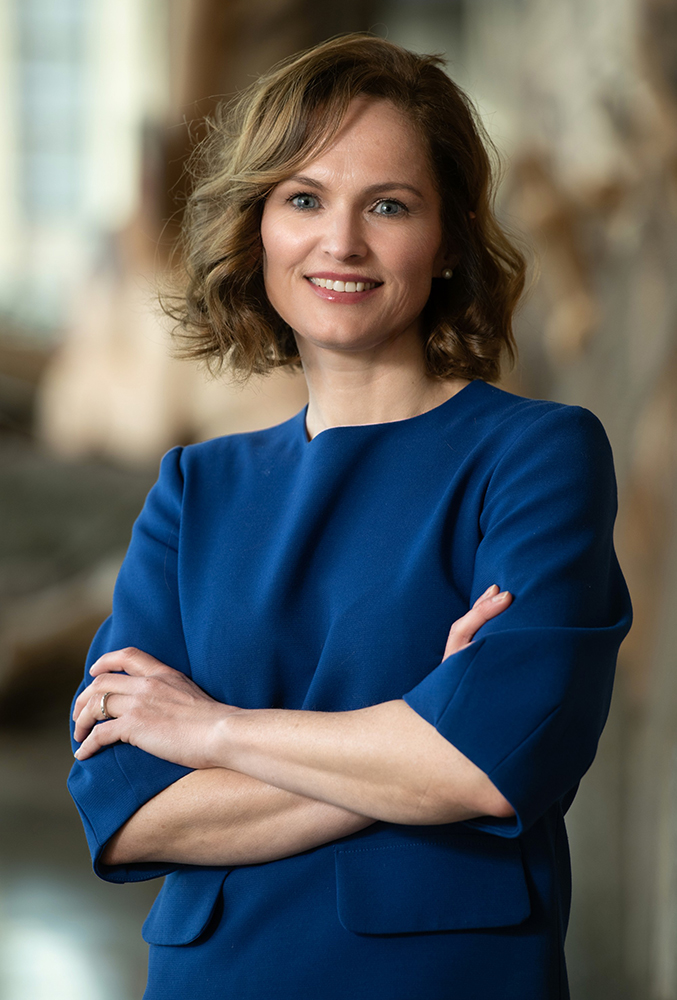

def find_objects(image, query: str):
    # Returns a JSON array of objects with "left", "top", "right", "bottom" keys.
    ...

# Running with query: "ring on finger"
[{"left": 100, "top": 691, "right": 114, "bottom": 720}]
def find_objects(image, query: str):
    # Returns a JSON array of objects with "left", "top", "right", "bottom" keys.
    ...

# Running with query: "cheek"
[
  {"left": 260, "top": 212, "right": 310, "bottom": 276},
  {"left": 260, "top": 220, "right": 286, "bottom": 310},
  {"left": 259, "top": 215, "right": 308, "bottom": 324},
  {"left": 385, "top": 225, "right": 443, "bottom": 286},
  {"left": 389, "top": 243, "right": 440, "bottom": 303}
]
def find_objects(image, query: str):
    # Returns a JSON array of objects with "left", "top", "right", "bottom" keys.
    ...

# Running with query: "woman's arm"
[
  {"left": 81, "top": 588, "right": 512, "bottom": 867},
  {"left": 102, "top": 768, "right": 374, "bottom": 867},
  {"left": 102, "top": 702, "right": 508, "bottom": 868},
  {"left": 210, "top": 698, "right": 513, "bottom": 826}
]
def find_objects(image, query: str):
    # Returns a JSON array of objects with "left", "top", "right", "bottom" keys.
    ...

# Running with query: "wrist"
[{"left": 205, "top": 704, "right": 247, "bottom": 769}]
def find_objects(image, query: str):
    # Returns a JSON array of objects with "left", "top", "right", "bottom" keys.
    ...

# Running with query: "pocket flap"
[
  {"left": 335, "top": 830, "right": 530, "bottom": 934},
  {"left": 142, "top": 867, "right": 229, "bottom": 946}
]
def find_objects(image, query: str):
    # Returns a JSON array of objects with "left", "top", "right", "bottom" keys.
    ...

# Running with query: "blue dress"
[{"left": 68, "top": 379, "right": 632, "bottom": 999}]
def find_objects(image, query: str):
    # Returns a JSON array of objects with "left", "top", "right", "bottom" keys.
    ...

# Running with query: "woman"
[{"left": 69, "top": 34, "right": 632, "bottom": 999}]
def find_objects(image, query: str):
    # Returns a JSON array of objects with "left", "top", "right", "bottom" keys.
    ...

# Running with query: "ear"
[
  {"left": 433, "top": 248, "right": 460, "bottom": 278},
  {"left": 432, "top": 233, "right": 460, "bottom": 277}
]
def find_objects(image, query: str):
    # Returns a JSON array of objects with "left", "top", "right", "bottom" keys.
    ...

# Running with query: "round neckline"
[{"left": 301, "top": 379, "right": 481, "bottom": 444}]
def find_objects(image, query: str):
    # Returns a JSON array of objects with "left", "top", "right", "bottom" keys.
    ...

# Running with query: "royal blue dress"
[{"left": 69, "top": 379, "right": 632, "bottom": 999}]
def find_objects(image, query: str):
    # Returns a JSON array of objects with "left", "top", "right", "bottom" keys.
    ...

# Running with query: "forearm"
[
  {"left": 101, "top": 767, "right": 375, "bottom": 867},
  {"left": 211, "top": 699, "right": 514, "bottom": 826},
  {"left": 75, "top": 589, "right": 514, "bottom": 831}
]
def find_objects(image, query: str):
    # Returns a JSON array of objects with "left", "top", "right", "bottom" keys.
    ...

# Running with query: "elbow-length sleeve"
[
  {"left": 68, "top": 447, "right": 193, "bottom": 882},
  {"left": 403, "top": 404, "right": 633, "bottom": 837}
]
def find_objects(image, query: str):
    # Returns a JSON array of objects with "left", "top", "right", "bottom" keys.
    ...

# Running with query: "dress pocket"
[
  {"left": 335, "top": 828, "right": 531, "bottom": 934},
  {"left": 142, "top": 867, "right": 230, "bottom": 946}
]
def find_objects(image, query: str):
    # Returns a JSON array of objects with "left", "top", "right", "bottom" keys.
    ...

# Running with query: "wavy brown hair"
[{"left": 168, "top": 33, "right": 527, "bottom": 380}]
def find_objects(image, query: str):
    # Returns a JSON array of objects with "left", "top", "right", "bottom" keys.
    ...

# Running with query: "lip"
[
  {"left": 304, "top": 275, "right": 383, "bottom": 303},
  {"left": 307, "top": 272, "right": 382, "bottom": 283}
]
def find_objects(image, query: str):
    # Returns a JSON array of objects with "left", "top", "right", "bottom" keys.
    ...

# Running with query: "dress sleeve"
[
  {"left": 67, "top": 446, "right": 194, "bottom": 882},
  {"left": 403, "top": 405, "right": 633, "bottom": 837}
]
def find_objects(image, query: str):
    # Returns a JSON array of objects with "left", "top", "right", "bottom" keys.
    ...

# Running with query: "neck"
[{"left": 299, "top": 336, "right": 469, "bottom": 440}]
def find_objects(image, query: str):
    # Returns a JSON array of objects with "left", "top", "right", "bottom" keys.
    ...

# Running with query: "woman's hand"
[
  {"left": 442, "top": 584, "right": 512, "bottom": 660},
  {"left": 72, "top": 585, "right": 512, "bottom": 768},
  {"left": 72, "top": 647, "right": 238, "bottom": 767}
]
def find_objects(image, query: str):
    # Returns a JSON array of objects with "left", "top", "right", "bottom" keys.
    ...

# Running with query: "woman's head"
[
  {"left": 259, "top": 96, "right": 451, "bottom": 366},
  {"left": 171, "top": 33, "right": 526, "bottom": 380}
]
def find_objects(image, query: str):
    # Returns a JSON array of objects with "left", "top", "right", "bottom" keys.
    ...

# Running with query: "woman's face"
[{"left": 260, "top": 98, "right": 449, "bottom": 362}]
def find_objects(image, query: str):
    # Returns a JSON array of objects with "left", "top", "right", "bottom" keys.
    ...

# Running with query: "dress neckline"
[{"left": 300, "top": 379, "right": 482, "bottom": 445}]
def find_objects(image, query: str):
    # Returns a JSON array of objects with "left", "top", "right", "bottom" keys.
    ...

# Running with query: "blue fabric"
[{"left": 68, "top": 379, "right": 632, "bottom": 998}]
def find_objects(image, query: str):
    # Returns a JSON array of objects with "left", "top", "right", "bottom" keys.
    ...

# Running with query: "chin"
[{"left": 300, "top": 328, "right": 392, "bottom": 354}]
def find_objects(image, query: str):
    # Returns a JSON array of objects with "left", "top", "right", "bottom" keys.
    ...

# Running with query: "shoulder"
[
  {"left": 142, "top": 414, "right": 304, "bottom": 543},
  {"left": 462, "top": 381, "right": 608, "bottom": 452},
  {"left": 447, "top": 382, "right": 611, "bottom": 481},
  {"left": 469, "top": 385, "right": 617, "bottom": 525},
  {"left": 152, "top": 410, "right": 304, "bottom": 496},
  {"left": 177, "top": 409, "right": 304, "bottom": 474}
]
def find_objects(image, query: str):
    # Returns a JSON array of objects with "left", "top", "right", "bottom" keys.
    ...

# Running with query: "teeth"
[{"left": 309, "top": 277, "right": 377, "bottom": 292}]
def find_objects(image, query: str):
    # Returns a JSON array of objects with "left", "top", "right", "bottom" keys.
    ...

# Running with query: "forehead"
[{"left": 296, "top": 98, "right": 435, "bottom": 190}]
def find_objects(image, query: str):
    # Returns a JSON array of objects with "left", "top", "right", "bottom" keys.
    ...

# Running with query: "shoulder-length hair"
[{"left": 168, "top": 33, "right": 527, "bottom": 381}]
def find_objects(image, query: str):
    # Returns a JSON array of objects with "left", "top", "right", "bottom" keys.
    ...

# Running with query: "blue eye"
[
  {"left": 373, "top": 199, "right": 406, "bottom": 217},
  {"left": 289, "top": 193, "right": 319, "bottom": 210}
]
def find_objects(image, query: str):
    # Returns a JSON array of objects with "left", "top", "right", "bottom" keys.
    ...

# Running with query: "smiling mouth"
[{"left": 307, "top": 277, "right": 381, "bottom": 293}]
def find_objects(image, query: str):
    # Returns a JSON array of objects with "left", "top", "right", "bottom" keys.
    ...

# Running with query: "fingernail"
[
  {"left": 482, "top": 584, "right": 499, "bottom": 598},
  {"left": 492, "top": 591, "right": 509, "bottom": 602}
]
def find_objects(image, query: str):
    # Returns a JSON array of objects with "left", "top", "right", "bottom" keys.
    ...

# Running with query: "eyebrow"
[{"left": 283, "top": 175, "right": 425, "bottom": 199}]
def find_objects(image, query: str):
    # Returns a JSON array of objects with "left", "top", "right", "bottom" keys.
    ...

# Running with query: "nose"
[{"left": 321, "top": 205, "right": 367, "bottom": 261}]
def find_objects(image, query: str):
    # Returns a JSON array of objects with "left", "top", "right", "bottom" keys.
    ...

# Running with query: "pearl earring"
[{"left": 442, "top": 268, "right": 454, "bottom": 279}]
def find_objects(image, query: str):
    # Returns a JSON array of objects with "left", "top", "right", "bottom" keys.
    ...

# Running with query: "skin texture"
[{"left": 74, "top": 99, "right": 515, "bottom": 867}]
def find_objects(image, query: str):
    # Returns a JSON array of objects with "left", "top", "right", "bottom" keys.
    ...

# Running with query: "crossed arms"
[{"left": 72, "top": 587, "right": 514, "bottom": 869}]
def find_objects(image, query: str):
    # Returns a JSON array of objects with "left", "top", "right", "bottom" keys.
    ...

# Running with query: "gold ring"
[{"left": 100, "top": 692, "right": 113, "bottom": 720}]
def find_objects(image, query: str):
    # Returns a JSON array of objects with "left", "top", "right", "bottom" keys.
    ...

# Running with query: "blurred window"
[{"left": 16, "top": 0, "right": 86, "bottom": 221}]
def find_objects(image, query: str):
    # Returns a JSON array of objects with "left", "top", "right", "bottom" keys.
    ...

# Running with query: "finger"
[
  {"left": 74, "top": 718, "right": 124, "bottom": 761},
  {"left": 472, "top": 584, "right": 499, "bottom": 607},
  {"left": 73, "top": 689, "right": 126, "bottom": 743},
  {"left": 72, "top": 671, "right": 137, "bottom": 722},
  {"left": 89, "top": 647, "right": 166, "bottom": 679},
  {"left": 461, "top": 590, "right": 512, "bottom": 638},
  {"left": 73, "top": 681, "right": 108, "bottom": 720},
  {"left": 443, "top": 591, "right": 512, "bottom": 658},
  {"left": 472, "top": 584, "right": 512, "bottom": 619},
  {"left": 73, "top": 674, "right": 140, "bottom": 737}
]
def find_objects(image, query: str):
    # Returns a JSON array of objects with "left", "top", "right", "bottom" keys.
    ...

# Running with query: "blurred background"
[{"left": 0, "top": 0, "right": 675, "bottom": 996}]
